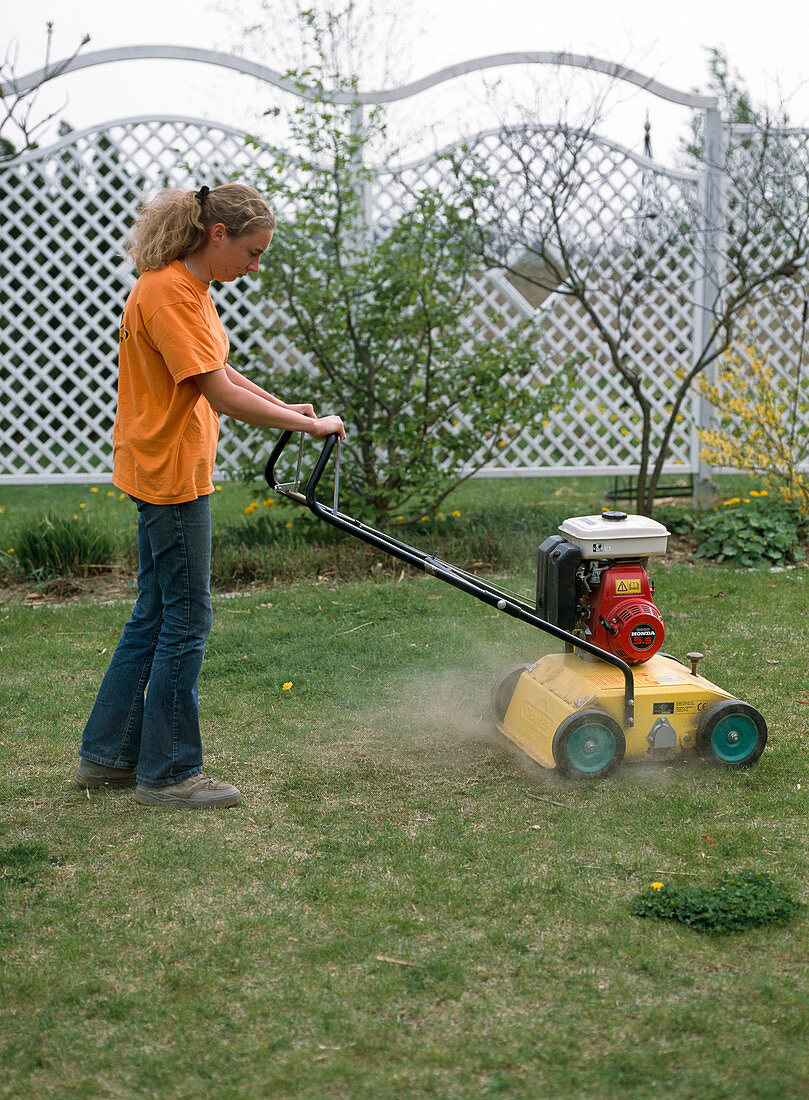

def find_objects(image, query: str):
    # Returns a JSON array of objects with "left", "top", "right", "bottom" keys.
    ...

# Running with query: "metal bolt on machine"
[{"left": 266, "top": 432, "right": 767, "bottom": 780}]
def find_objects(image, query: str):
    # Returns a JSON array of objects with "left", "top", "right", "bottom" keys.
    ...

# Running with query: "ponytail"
[{"left": 126, "top": 183, "right": 275, "bottom": 272}]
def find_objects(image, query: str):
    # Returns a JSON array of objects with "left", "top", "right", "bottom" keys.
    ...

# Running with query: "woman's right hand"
[{"left": 310, "top": 414, "right": 346, "bottom": 441}]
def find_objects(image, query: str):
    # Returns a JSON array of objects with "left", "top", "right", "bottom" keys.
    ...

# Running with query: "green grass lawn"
[{"left": 1, "top": 532, "right": 809, "bottom": 1097}]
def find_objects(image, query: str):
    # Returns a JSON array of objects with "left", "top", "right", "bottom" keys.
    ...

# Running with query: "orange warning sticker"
[{"left": 614, "top": 578, "right": 642, "bottom": 595}]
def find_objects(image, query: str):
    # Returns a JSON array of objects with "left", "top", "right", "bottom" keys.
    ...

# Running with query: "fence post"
[
  {"left": 349, "top": 101, "right": 372, "bottom": 248},
  {"left": 693, "top": 102, "right": 724, "bottom": 509}
]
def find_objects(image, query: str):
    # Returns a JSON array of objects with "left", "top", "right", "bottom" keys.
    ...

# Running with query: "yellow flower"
[
  {"left": 79, "top": 502, "right": 86, "bottom": 509},
  {"left": 244, "top": 502, "right": 259, "bottom": 514},
  {"left": 497, "top": 440, "right": 507, "bottom": 447},
  {"left": 282, "top": 682, "right": 293, "bottom": 691},
  {"left": 107, "top": 491, "right": 116, "bottom": 498},
  {"left": 285, "top": 522, "right": 293, "bottom": 529},
  {"left": 750, "top": 490, "right": 760, "bottom": 497},
  {"left": 651, "top": 882, "right": 664, "bottom": 892},
  {"left": 7, "top": 548, "right": 14, "bottom": 554},
  {"left": 451, "top": 510, "right": 461, "bottom": 518},
  {"left": 90, "top": 487, "right": 99, "bottom": 493},
  {"left": 264, "top": 498, "right": 275, "bottom": 507}
]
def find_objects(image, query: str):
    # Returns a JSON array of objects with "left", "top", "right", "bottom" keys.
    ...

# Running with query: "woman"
[{"left": 75, "top": 183, "right": 345, "bottom": 807}]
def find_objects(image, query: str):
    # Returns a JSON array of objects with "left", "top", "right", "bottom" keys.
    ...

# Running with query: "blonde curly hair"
[{"left": 125, "top": 183, "right": 275, "bottom": 272}]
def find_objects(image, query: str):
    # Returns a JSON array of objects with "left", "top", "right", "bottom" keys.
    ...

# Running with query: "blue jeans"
[{"left": 80, "top": 496, "right": 214, "bottom": 787}]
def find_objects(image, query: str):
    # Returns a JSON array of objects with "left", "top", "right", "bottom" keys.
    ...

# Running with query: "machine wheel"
[
  {"left": 552, "top": 710, "right": 626, "bottom": 779},
  {"left": 696, "top": 699, "right": 767, "bottom": 767},
  {"left": 491, "top": 664, "right": 530, "bottom": 722}
]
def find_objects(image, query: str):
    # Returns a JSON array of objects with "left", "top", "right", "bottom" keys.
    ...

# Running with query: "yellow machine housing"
[{"left": 499, "top": 651, "right": 734, "bottom": 771}]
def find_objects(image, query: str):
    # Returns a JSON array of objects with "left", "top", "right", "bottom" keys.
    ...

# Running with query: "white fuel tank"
[{"left": 558, "top": 510, "right": 669, "bottom": 559}]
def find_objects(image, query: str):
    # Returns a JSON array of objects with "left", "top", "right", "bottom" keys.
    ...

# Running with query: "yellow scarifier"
[
  {"left": 498, "top": 651, "right": 738, "bottom": 774},
  {"left": 267, "top": 431, "right": 768, "bottom": 782}
]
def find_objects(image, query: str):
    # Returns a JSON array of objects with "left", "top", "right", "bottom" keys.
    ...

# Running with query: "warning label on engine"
[{"left": 615, "top": 578, "right": 642, "bottom": 595}]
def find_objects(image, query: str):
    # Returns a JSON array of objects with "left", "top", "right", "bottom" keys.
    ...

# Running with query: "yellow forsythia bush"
[{"left": 699, "top": 339, "right": 809, "bottom": 513}]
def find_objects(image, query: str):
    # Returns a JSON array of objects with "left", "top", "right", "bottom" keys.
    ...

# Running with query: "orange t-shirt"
[{"left": 112, "top": 261, "right": 226, "bottom": 505}]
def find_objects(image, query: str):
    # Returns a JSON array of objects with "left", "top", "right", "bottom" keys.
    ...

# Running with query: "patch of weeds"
[
  {"left": 3, "top": 514, "right": 117, "bottom": 580},
  {"left": 632, "top": 869, "right": 805, "bottom": 934},
  {"left": 214, "top": 498, "right": 577, "bottom": 585}
]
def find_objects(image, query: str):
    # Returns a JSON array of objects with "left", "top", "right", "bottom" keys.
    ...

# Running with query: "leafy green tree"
[{"left": 235, "top": 7, "right": 571, "bottom": 522}]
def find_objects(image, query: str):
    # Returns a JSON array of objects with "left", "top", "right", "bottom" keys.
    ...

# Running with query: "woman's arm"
[
  {"left": 225, "top": 364, "right": 315, "bottom": 419},
  {"left": 193, "top": 368, "right": 344, "bottom": 439}
]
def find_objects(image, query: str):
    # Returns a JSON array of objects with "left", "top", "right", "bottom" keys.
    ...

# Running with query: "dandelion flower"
[
  {"left": 90, "top": 487, "right": 99, "bottom": 493},
  {"left": 651, "top": 882, "right": 664, "bottom": 892},
  {"left": 282, "top": 682, "right": 293, "bottom": 691},
  {"left": 451, "top": 510, "right": 461, "bottom": 518},
  {"left": 264, "top": 498, "right": 275, "bottom": 507}
]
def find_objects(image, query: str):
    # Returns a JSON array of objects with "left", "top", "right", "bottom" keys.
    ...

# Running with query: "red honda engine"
[
  {"left": 586, "top": 561, "right": 665, "bottom": 663},
  {"left": 536, "top": 510, "right": 669, "bottom": 666}
]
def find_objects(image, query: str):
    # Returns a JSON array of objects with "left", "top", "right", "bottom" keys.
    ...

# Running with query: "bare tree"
[
  {"left": 450, "top": 113, "right": 809, "bottom": 515},
  {"left": 0, "top": 22, "right": 90, "bottom": 158}
]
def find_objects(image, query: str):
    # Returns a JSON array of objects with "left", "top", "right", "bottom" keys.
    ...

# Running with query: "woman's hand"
[
  {"left": 309, "top": 414, "right": 346, "bottom": 441},
  {"left": 284, "top": 402, "right": 316, "bottom": 419}
]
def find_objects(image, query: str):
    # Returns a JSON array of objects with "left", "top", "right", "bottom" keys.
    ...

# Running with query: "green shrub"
[
  {"left": 633, "top": 870, "right": 805, "bottom": 934},
  {"left": 3, "top": 514, "right": 117, "bottom": 580},
  {"left": 688, "top": 495, "right": 805, "bottom": 566},
  {"left": 655, "top": 493, "right": 807, "bottom": 567}
]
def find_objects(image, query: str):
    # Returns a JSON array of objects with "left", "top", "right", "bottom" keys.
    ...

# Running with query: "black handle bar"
[{"left": 264, "top": 431, "right": 635, "bottom": 727}]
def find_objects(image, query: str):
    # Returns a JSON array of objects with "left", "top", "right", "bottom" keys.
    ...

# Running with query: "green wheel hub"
[
  {"left": 566, "top": 722, "right": 618, "bottom": 773},
  {"left": 553, "top": 710, "right": 626, "bottom": 779},
  {"left": 696, "top": 699, "right": 767, "bottom": 768},
  {"left": 709, "top": 713, "right": 761, "bottom": 763}
]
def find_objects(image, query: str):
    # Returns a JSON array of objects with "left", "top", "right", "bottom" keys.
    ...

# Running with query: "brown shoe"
[
  {"left": 75, "top": 759, "right": 138, "bottom": 788},
  {"left": 133, "top": 774, "right": 241, "bottom": 808}
]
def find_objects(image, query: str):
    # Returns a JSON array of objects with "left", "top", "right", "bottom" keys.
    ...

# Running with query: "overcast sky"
[{"left": 5, "top": 0, "right": 809, "bottom": 162}]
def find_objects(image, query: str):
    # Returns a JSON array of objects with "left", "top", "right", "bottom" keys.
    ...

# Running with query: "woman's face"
[{"left": 209, "top": 225, "right": 273, "bottom": 283}]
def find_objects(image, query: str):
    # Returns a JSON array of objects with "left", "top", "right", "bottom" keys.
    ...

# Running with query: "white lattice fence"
[
  {"left": 0, "top": 117, "right": 323, "bottom": 482},
  {"left": 2, "top": 114, "right": 805, "bottom": 484},
  {"left": 381, "top": 126, "right": 704, "bottom": 475}
]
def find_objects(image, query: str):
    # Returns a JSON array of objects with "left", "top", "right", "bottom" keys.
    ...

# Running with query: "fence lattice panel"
[{"left": 2, "top": 115, "right": 804, "bottom": 484}]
